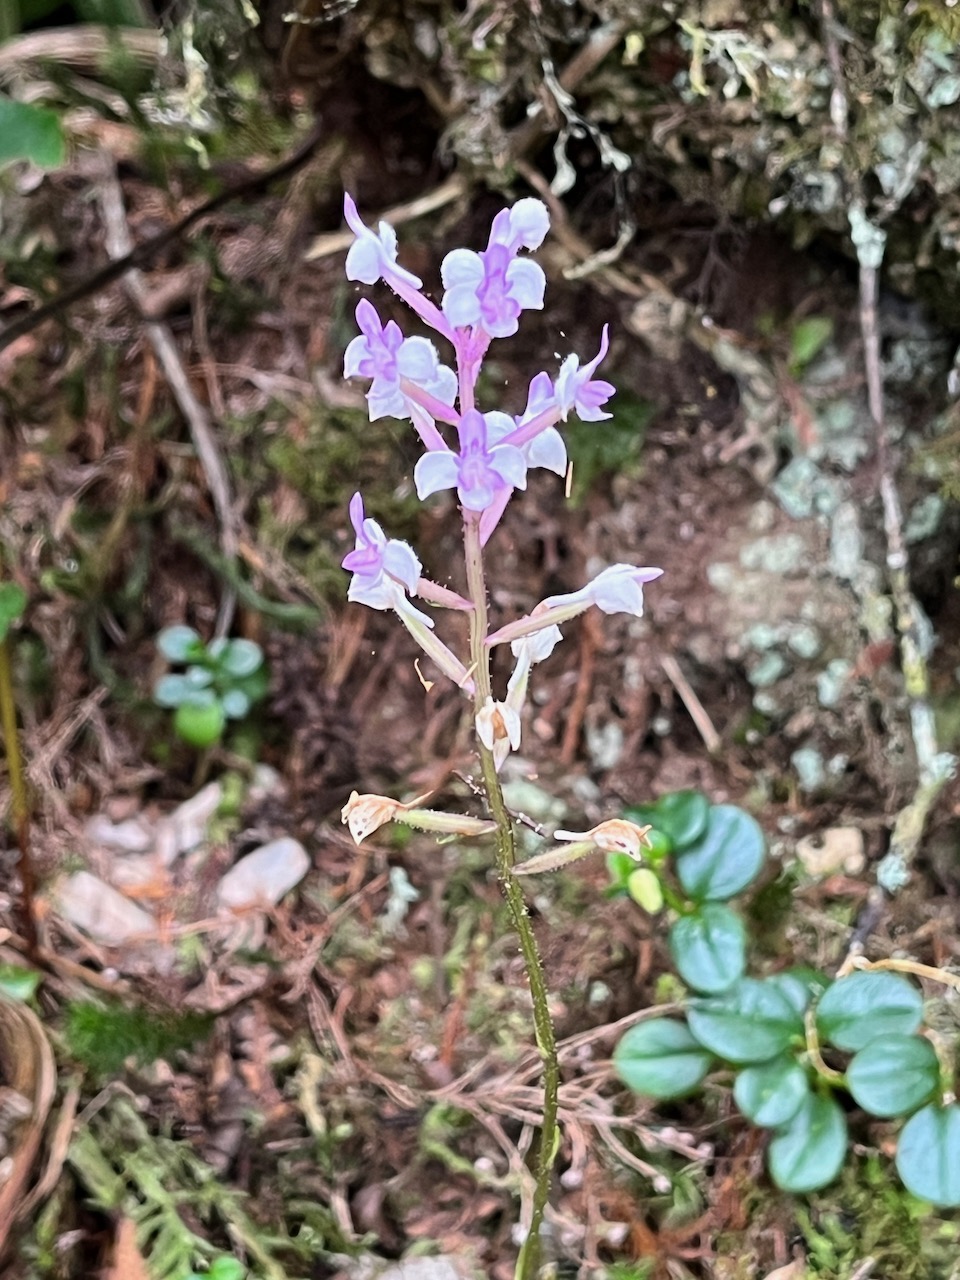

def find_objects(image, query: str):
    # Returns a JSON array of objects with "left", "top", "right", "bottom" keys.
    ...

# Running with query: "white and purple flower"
[
  {"left": 554, "top": 325, "right": 615, "bottom": 421},
  {"left": 440, "top": 199, "right": 549, "bottom": 340},
  {"left": 344, "top": 299, "right": 457, "bottom": 430},
  {"left": 414, "top": 409, "right": 527, "bottom": 514}
]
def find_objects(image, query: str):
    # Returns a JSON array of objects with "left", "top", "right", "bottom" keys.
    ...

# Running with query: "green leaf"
[
  {"left": 219, "top": 637, "right": 263, "bottom": 677},
  {"left": 174, "top": 701, "right": 225, "bottom": 747},
  {"left": 220, "top": 688, "right": 251, "bottom": 719},
  {"left": 234, "top": 664, "right": 269, "bottom": 706},
  {"left": 896, "top": 1104, "right": 960, "bottom": 1206},
  {"left": 0, "top": 583, "right": 27, "bottom": 641},
  {"left": 0, "top": 964, "right": 40, "bottom": 1002},
  {"left": 626, "top": 789, "right": 710, "bottom": 851},
  {"left": 687, "top": 979, "right": 802, "bottom": 1064},
  {"left": 789, "top": 315, "right": 833, "bottom": 373},
  {"left": 157, "top": 625, "right": 203, "bottom": 663},
  {"left": 669, "top": 903, "right": 746, "bottom": 994},
  {"left": 734, "top": 1056, "right": 809, "bottom": 1128},
  {"left": 847, "top": 1035, "right": 940, "bottom": 1118},
  {"left": 206, "top": 1259, "right": 247, "bottom": 1280},
  {"left": 768, "top": 1093, "right": 848, "bottom": 1193},
  {"left": 675, "top": 805, "right": 766, "bottom": 902},
  {"left": 816, "top": 971, "right": 923, "bottom": 1052},
  {"left": 0, "top": 96, "right": 65, "bottom": 170},
  {"left": 606, "top": 850, "right": 637, "bottom": 890},
  {"left": 153, "top": 674, "right": 194, "bottom": 707},
  {"left": 766, "top": 968, "right": 830, "bottom": 1018},
  {"left": 614, "top": 1019, "right": 713, "bottom": 1100}
]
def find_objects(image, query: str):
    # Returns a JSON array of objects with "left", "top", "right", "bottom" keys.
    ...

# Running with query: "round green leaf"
[
  {"left": 669, "top": 903, "right": 746, "bottom": 994},
  {"left": 766, "top": 968, "right": 830, "bottom": 1019},
  {"left": 687, "top": 979, "right": 802, "bottom": 1064},
  {"left": 675, "top": 805, "right": 766, "bottom": 901},
  {"left": 614, "top": 1019, "right": 714, "bottom": 1100},
  {"left": 157, "top": 625, "right": 203, "bottom": 663},
  {"left": 847, "top": 1034, "right": 940, "bottom": 1118},
  {"left": 221, "top": 688, "right": 251, "bottom": 720},
  {"left": 185, "top": 665, "right": 214, "bottom": 688},
  {"left": 734, "top": 1056, "right": 809, "bottom": 1128},
  {"left": 896, "top": 1104, "right": 960, "bottom": 1206},
  {"left": 153, "top": 674, "right": 194, "bottom": 707},
  {"left": 220, "top": 638, "right": 263, "bottom": 677},
  {"left": 627, "top": 867, "right": 664, "bottom": 913},
  {"left": 816, "top": 971, "right": 923, "bottom": 1052},
  {"left": 626, "top": 790, "right": 710, "bottom": 852},
  {"left": 768, "top": 1093, "right": 848, "bottom": 1193},
  {"left": 174, "top": 701, "right": 225, "bottom": 747}
]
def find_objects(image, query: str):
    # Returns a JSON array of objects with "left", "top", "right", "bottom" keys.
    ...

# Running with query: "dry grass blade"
[{"left": 0, "top": 995, "right": 56, "bottom": 1252}]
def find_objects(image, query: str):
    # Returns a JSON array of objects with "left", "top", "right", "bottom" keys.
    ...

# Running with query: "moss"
[
  {"left": 65, "top": 999, "right": 212, "bottom": 1076},
  {"left": 794, "top": 1156, "right": 959, "bottom": 1278}
]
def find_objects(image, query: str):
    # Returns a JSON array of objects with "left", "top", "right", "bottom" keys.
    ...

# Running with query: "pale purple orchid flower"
[
  {"left": 475, "top": 403, "right": 563, "bottom": 546},
  {"left": 414, "top": 409, "right": 527, "bottom": 515},
  {"left": 342, "top": 492, "right": 421, "bottom": 610},
  {"left": 554, "top": 325, "right": 615, "bottom": 421},
  {"left": 545, "top": 563, "right": 664, "bottom": 617},
  {"left": 486, "top": 564, "right": 664, "bottom": 649},
  {"left": 344, "top": 194, "right": 423, "bottom": 292},
  {"left": 344, "top": 300, "right": 457, "bottom": 429},
  {"left": 440, "top": 199, "right": 549, "bottom": 339},
  {"left": 343, "top": 195, "right": 452, "bottom": 339}
]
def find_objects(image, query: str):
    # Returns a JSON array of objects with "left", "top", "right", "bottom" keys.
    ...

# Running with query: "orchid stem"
[{"left": 463, "top": 513, "right": 559, "bottom": 1280}]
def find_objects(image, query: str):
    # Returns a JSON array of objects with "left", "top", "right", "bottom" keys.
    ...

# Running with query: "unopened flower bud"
[{"left": 627, "top": 867, "right": 664, "bottom": 914}]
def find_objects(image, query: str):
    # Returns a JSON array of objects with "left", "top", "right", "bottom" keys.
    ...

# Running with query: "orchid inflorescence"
[
  {"left": 337, "top": 192, "right": 663, "bottom": 1275},
  {"left": 339, "top": 192, "right": 662, "bottom": 808}
]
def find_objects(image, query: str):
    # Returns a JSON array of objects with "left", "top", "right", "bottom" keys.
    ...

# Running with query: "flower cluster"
[{"left": 339, "top": 192, "right": 661, "bottom": 781}]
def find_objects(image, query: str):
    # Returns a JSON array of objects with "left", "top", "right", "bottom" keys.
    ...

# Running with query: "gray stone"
[
  {"left": 216, "top": 837, "right": 310, "bottom": 910},
  {"left": 55, "top": 871, "right": 156, "bottom": 945}
]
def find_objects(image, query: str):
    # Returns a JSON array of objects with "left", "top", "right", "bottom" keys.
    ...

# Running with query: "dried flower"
[{"left": 553, "top": 818, "right": 654, "bottom": 859}]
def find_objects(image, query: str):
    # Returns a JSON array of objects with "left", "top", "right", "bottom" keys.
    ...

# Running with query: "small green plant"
[
  {"left": 611, "top": 789, "right": 960, "bottom": 1206},
  {"left": 152, "top": 626, "right": 268, "bottom": 748}
]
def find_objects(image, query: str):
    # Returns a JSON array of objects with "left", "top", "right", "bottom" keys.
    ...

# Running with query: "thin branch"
[
  {"left": 0, "top": 121, "right": 325, "bottom": 354},
  {"left": 95, "top": 155, "right": 238, "bottom": 634}
]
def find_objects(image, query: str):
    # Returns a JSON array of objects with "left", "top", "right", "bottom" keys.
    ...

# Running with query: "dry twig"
[{"left": 95, "top": 154, "right": 238, "bottom": 635}]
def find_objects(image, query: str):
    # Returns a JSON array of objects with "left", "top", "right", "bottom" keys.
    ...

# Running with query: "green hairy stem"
[{"left": 463, "top": 514, "right": 560, "bottom": 1280}]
